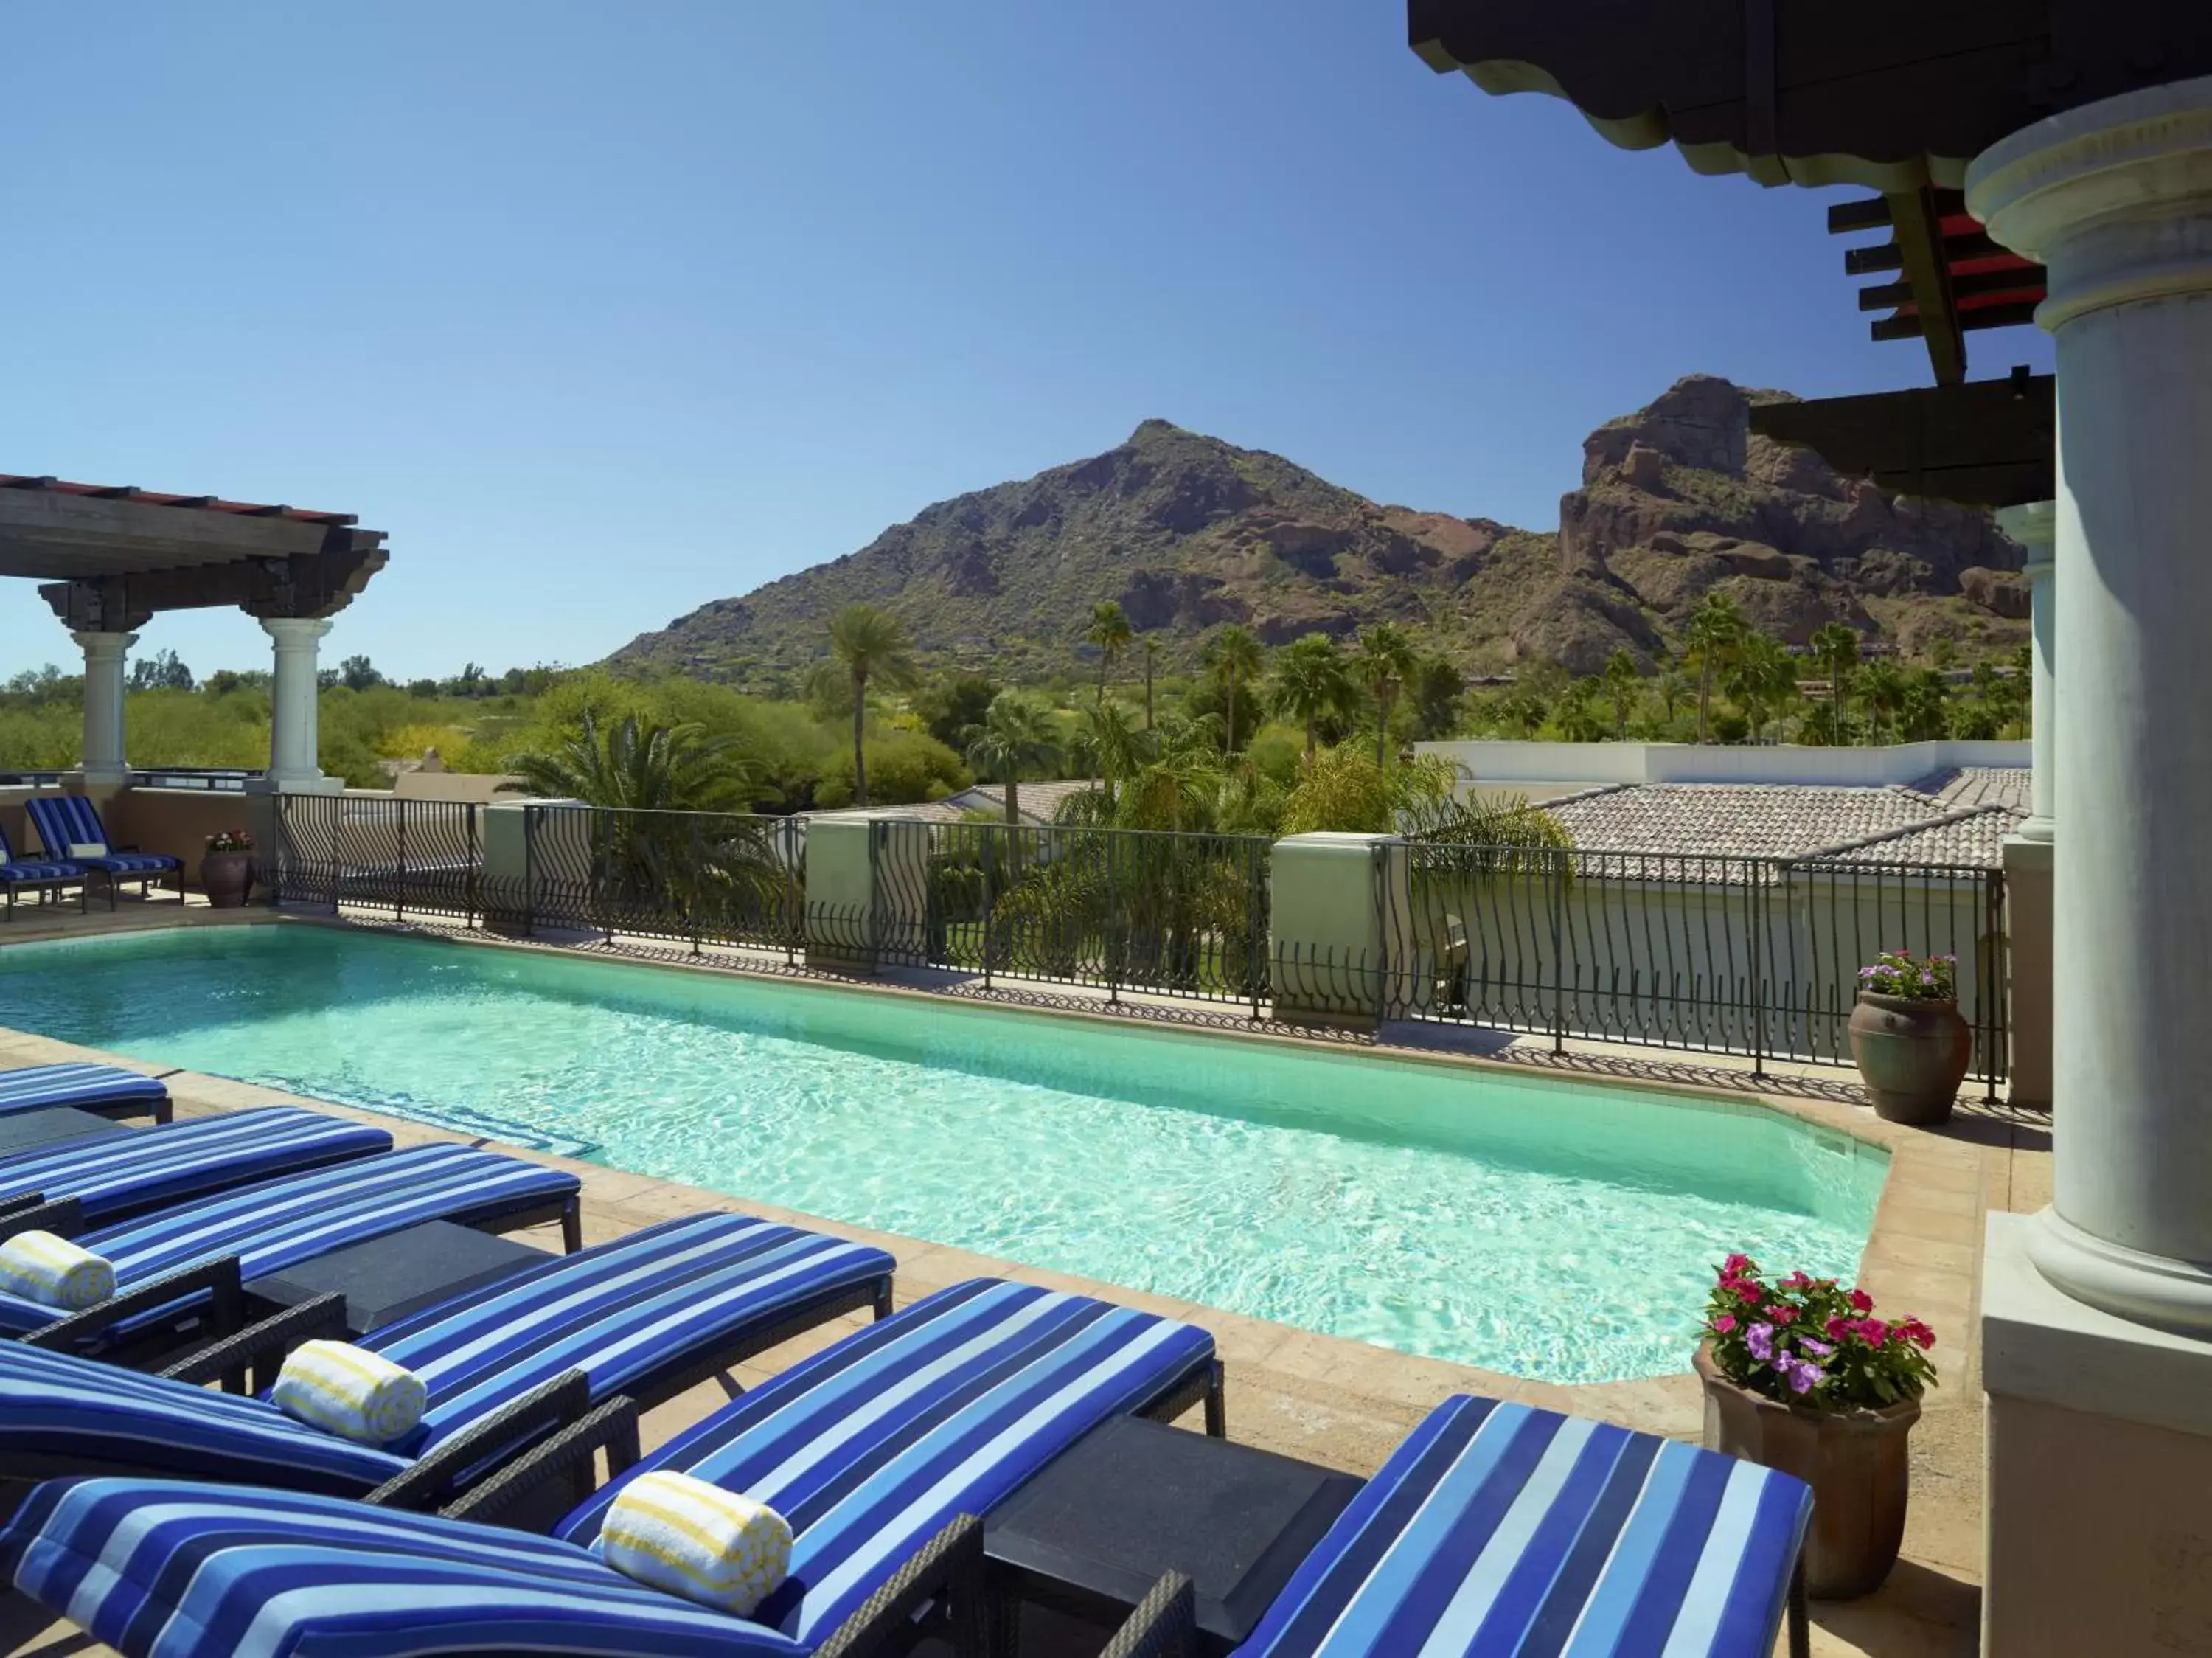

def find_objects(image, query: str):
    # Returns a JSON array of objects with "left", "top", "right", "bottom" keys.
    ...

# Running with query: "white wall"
[{"left": 1415, "top": 739, "right": 2031, "bottom": 794}]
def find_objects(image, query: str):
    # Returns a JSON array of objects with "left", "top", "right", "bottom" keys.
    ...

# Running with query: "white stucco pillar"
[
  {"left": 1996, "top": 500, "right": 2056, "bottom": 842},
  {"left": 1969, "top": 75, "right": 2212, "bottom": 1330},
  {"left": 72, "top": 629, "right": 136, "bottom": 786},
  {"left": 260, "top": 617, "right": 333, "bottom": 792}
]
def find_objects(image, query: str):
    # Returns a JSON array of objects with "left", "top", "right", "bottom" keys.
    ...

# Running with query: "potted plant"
[
  {"left": 201, "top": 828, "right": 256, "bottom": 909},
  {"left": 1846, "top": 948, "right": 1971, "bottom": 1125},
  {"left": 1696, "top": 1255, "right": 1938, "bottom": 1599}
]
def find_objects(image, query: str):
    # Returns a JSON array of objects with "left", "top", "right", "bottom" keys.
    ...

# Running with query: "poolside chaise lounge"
[
  {"left": 0, "top": 1106, "right": 393, "bottom": 1224},
  {"left": 0, "top": 1140, "right": 583, "bottom": 1342},
  {"left": 0, "top": 1277, "right": 1222, "bottom": 1658},
  {"left": 0, "top": 823, "right": 86, "bottom": 920},
  {"left": 1104, "top": 1394, "right": 1815, "bottom": 1658},
  {"left": 0, "top": 1210, "right": 899, "bottom": 1506},
  {"left": 0, "top": 1061, "right": 170, "bottom": 1124},
  {"left": 23, "top": 794, "right": 184, "bottom": 909}
]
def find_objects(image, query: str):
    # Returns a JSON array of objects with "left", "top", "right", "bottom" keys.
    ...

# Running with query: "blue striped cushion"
[
  {"left": 0, "top": 1480, "right": 810, "bottom": 1657},
  {"left": 24, "top": 797, "right": 178, "bottom": 873},
  {"left": 1234, "top": 1396, "right": 1811, "bottom": 1658},
  {"left": 558, "top": 1277, "right": 1217, "bottom": 1645},
  {"left": 0, "top": 1342, "right": 407, "bottom": 1494},
  {"left": 1, "top": 861, "right": 80, "bottom": 882},
  {"left": 0, "top": 1064, "right": 167, "bottom": 1119},
  {"left": 358, "top": 1210, "right": 896, "bottom": 1453},
  {"left": 0, "top": 1143, "right": 581, "bottom": 1335},
  {"left": 0, "top": 1106, "right": 392, "bottom": 1221}
]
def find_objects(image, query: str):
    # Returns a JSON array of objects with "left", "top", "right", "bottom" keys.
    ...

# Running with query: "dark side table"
[
  {"left": 984, "top": 1415, "right": 1363, "bottom": 1656},
  {"left": 246, "top": 1218, "right": 552, "bottom": 1336},
  {"left": 0, "top": 1106, "right": 128, "bottom": 1158}
]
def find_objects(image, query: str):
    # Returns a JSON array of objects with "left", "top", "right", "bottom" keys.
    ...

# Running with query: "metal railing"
[
  {"left": 523, "top": 804, "right": 807, "bottom": 960},
  {"left": 1382, "top": 840, "right": 2008, "bottom": 1091},
  {"left": 872, "top": 819, "right": 1273, "bottom": 1009},
  {"left": 271, "top": 795, "right": 486, "bottom": 925}
]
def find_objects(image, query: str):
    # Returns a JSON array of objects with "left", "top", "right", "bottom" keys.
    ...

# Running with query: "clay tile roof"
[
  {"left": 1905, "top": 765, "right": 2034, "bottom": 814},
  {"left": 900, "top": 780, "right": 1099, "bottom": 826},
  {"left": 0, "top": 474, "right": 356, "bottom": 527}
]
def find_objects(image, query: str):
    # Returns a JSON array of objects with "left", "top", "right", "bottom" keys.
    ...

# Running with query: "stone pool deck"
[{"left": 0, "top": 903, "right": 2051, "bottom": 1657}]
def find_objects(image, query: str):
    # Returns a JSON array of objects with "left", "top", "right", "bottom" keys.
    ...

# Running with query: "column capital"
[
  {"left": 260, "top": 616, "right": 335, "bottom": 648},
  {"left": 1997, "top": 499, "right": 2058, "bottom": 579},
  {"left": 1967, "top": 76, "right": 2212, "bottom": 331},
  {"left": 70, "top": 628, "right": 138, "bottom": 660}
]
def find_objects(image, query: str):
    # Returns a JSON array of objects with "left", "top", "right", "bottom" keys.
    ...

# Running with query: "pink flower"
[
  {"left": 1848, "top": 1288, "right": 1874, "bottom": 1314},
  {"left": 1766, "top": 1303, "right": 1800, "bottom": 1327},
  {"left": 1710, "top": 1313, "right": 1738, "bottom": 1336},
  {"left": 1722, "top": 1253, "right": 1754, "bottom": 1277},
  {"left": 1899, "top": 1318, "right": 1937, "bottom": 1350},
  {"left": 1781, "top": 1271, "right": 1811, "bottom": 1290},
  {"left": 1857, "top": 1318, "right": 1891, "bottom": 1345},
  {"left": 1826, "top": 1316, "right": 1853, "bottom": 1341}
]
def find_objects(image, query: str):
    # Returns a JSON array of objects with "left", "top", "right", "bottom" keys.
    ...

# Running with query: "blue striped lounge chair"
[
  {"left": 1110, "top": 1394, "right": 1816, "bottom": 1658},
  {"left": 0, "top": 1106, "right": 392, "bottom": 1225},
  {"left": 23, "top": 794, "right": 184, "bottom": 909},
  {"left": 0, "top": 1277, "right": 1222, "bottom": 1658},
  {"left": 0, "top": 1211, "right": 898, "bottom": 1505},
  {"left": 0, "top": 1140, "right": 584, "bottom": 1342},
  {"left": 0, "top": 1061, "right": 170, "bottom": 1124},
  {"left": 0, "top": 820, "right": 87, "bottom": 919}
]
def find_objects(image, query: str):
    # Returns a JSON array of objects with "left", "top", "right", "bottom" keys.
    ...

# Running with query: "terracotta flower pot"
[
  {"left": 200, "top": 850, "right": 255, "bottom": 909},
  {"left": 1695, "top": 1344, "right": 1920, "bottom": 1599},
  {"left": 1847, "top": 991, "right": 1969, "bottom": 1126}
]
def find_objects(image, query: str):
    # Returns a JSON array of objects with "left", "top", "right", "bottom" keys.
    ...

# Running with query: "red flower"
[
  {"left": 1711, "top": 1314, "right": 1738, "bottom": 1336},
  {"left": 1766, "top": 1303, "right": 1800, "bottom": 1326},
  {"left": 1897, "top": 1318, "right": 1937, "bottom": 1350},
  {"left": 1722, "top": 1253, "right": 1754, "bottom": 1277},
  {"left": 1848, "top": 1288, "right": 1874, "bottom": 1314},
  {"left": 1826, "top": 1316, "right": 1853, "bottom": 1341}
]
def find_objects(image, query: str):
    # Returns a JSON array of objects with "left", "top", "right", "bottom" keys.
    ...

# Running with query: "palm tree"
[
  {"left": 1085, "top": 602, "right": 1133, "bottom": 704},
  {"left": 1200, "top": 624, "right": 1264, "bottom": 754},
  {"left": 1140, "top": 636, "right": 1160, "bottom": 731},
  {"left": 1722, "top": 632, "right": 1798, "bottom": 743},
  {"left": 1684, "top": 592, "right": 1748, "bottom": 744},
  {"left": 1809, "top": 621, "right": 1861, "bottom": 745},
  {"left": 1354, "top": 622, "right": 1419, "bottom": 768},
  {"left": 507, "top": 711, "right": 760, "bottom": 811},
  {"left": 1270, "top": 634, "right": 1357, "bottom": 761},
  {"left": 1076, "top": 698, "right": 1146, "bottom": 812},
  {"left": 1859, "top": 659, "right": 1907, "bottom": 745},
  {"left": 964, "top": 690, "right": 1062, "bottom": 825},
  {"left": 827, "top": 604, "right": 917, "bottom": 807},
  {"left": 1601, "top": 650, "right": 1641, "bottom": 740}
]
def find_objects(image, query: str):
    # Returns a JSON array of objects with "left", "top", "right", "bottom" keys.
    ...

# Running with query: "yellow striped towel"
[
  {"left": 0, "top": 1230, "right": 114, "bottom": 1311},
  {"left": 602, "top": 1470, "right": 794, "bottom": 1617},
  {"left": 270, "top": 1339, "right": 428, "bottom": 1446}
]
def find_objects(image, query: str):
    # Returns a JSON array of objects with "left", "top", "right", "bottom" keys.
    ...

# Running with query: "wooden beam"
[
  {"left": 1858, "top": 266, "right": 2045, "bottom": 310},
  {"left": 1886, "top": 187, "right": 1966, "bottom": 384},
  {"left": 1747, "top": 375, "right": 2053, "bottom": 507},
  {"left": 37, "top": 533, "right": 390, "bottom": 631},
  {"left": 1844, "top": 227, "right": 2003, "bottom": 277}
]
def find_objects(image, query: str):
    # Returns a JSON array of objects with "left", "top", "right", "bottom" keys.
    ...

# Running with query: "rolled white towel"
[
  {"left": 271, "top": 1339, "right": 428, "bottom": 1446},
  {"left": 601, "top": 1470, "right": 794, "bottom": 1617},
  {"left": 0, "top": 1230, "right": 114, "bottom": 1311}
]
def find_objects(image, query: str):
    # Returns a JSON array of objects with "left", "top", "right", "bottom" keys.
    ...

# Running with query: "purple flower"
[
  {"left": 1781, "top": 1356, "right": 1820, "bottom": 1395},
  {"left": 1801, "top": 1337, "right": 1834, "bottom": 1359},
  {"left": 1745, "top": 1322, "right": 1775, "bottom": 1362}
]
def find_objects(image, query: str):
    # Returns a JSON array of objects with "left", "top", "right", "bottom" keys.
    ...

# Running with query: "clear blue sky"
[{"left": 0, "top": 1, "right": 2050, "bottom": 683}]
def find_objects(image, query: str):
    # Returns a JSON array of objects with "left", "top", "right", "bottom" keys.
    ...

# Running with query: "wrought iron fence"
[
  {"left": 871, "top": 819, "right": 1273, "bottom": 1008},
  {"left": 521, "top": 804, "right": 807, "bottom": 960},
  {"left": 271, "top": 795, "right": 485, "bottom": 923},
  {"left": 1382, "top": 839, "right": 2008, "bottom": 1091}
]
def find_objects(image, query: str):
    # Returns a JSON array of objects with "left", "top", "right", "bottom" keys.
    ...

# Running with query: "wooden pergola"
[
  {"left": 0, "top": 474, "right": 388, "bottom": 789},
  {"left": 1408, "top": 0, "right": 2212, "bottom": 506}
]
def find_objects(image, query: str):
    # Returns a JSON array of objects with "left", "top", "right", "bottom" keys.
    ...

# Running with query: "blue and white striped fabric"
[
  {"left": 24, "top": 796, "right": 180, "bottom": 874},
  {"left": 0, "top": 821, "right": 83, "bottom": 886},
  {"left": 0, "top": 1341, "right": 408, "bottom": 1495},
  {"left": 0, "top": 1106, "right": 392, "bottom": 1221},
  {"left": 1234, "top": 1395, "right": 1812, "bottom": 1658},
  {"left": 0, "top": 1142, "right": 582, "bottom": 1336},
  {"left": 558, "top": 1277, "right": 1218, "bottom": 1645},
  {"left": 355, "top": 1210, "right": 896, "bottom": 1454},
  {"left": 0, "top": 1063, "right": 168, "bottom": 1121},
  {"left": 0, "top": 1480, "right": 812, "bottom": 1658}
]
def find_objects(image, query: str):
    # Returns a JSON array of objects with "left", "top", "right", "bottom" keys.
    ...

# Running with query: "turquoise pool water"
[{"left": 0, "top": 926, "right": 1885, "bottom": 1382}]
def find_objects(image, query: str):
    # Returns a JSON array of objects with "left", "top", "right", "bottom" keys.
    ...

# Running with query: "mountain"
[{"left": 608, "top": 376, "right": 2028, "bottom": 686}]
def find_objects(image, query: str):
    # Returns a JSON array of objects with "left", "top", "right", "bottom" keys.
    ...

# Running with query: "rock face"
[{"left": 608, "top": 378, "right": 2028, "bottom": 685}]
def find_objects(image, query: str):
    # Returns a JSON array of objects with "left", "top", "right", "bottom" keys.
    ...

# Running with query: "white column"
[
  {"left": 1968, "top": 74, "right": 2212, "bottom": 1330},
  {"left": 72, "top": 629, "right": 136, "bottom": 786},
  {"left": 260, "top": 617, "right": 333, "bottom": 791},
  {"left": 1996, "top": 500, "right": 2056, "bottom": 842}
]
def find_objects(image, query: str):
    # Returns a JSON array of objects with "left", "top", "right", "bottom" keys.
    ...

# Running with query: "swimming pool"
[{"left": 0, "top": 924, "right": 1885, "bottom": 1382}]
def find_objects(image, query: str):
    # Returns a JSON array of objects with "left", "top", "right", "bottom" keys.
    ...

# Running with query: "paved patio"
[{"left": 0, "top": 903, "right": 2050, "bottom": 1657}]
